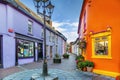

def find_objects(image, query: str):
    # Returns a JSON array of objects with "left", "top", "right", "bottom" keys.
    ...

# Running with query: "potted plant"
[
  {"left": 53, "top": 53, "right": 61, "bottom": 63},
  {"left": 75, "top": 55, "right": 84, "bottom": 64},
  {"left": 86, "top": 60, "right": 94, "bottom": 72},
  {"left": 77, "top": 61, "right": 87, "bottom": 71},
  {"left": 116, "top": 76, "right": 120, "bottom": 80},
  {"left": 63, "top": 53, "right": 69, "bottom": 59}
]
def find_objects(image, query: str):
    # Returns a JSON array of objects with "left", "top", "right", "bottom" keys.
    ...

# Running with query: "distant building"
[
  {"left": 78, "top": 0, "right": 120, "bottom": 77},
  {"left": 70, "top": 38, "right": 80, "bottom": 55},
  {"left": 0, "top": 0, "right": 67, "bottom": 68}
]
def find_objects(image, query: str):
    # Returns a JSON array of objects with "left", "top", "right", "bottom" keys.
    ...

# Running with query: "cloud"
[
  {"left": 52, "top": 21, "right": 78, "bottom": 43},
  {"left": 63, "top": 31, "right": 78, "bottom": 43},
  {"left": 53, "top": 21, "right": 78, "bottom": 28}
]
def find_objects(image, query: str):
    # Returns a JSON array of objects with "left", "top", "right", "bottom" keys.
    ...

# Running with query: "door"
[
  {"left": 0, "top": 35, "right": 2, "bottom": 68},
  {"left": 50, "top": 46, "right": 52, "bottom": 58},
  {"left": 38, "top": 43, "right": 43, "bottom": 61}
]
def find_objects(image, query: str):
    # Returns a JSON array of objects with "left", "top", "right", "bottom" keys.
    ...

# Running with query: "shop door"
[
  {"left": 38, "top": 43, "right": 43, "bottom": 61},
  {"left": 0, "top": 36, "right": 2, "bottom": 67},
  {"left": 50, "top": 46, "right": 52, "bottom": 58}
]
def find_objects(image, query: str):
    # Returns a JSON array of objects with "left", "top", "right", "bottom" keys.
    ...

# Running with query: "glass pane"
[
  {"left": 102, "top": 36, "right": 107, "bottom": 40},
  {"left": 94, "top": 38, "right": 108, "bottom": 55},
  {"left": 17, "top": 39, "right": 34, "bottom": 58},
  {"left": 17, "top": 39, "right": 24, "bottom": 57},
  {"left": 24, "top": 41, "right": 29, "bottom": 57},
  {"left": 29, "top": 42, "right": 34, "bottom": 56}
]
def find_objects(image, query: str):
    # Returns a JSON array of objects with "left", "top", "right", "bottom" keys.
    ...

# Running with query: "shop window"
[
  {"left": 28, "top": 20, "right": 33, "bottom": 34},
  {"left": 17, "top": 39, "right": 34, "bottom": 58},
  {"left": 91, "top": 32, "right": 111, "bottom": 59}
]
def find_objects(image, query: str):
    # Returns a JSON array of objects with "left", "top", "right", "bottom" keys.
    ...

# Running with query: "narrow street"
[{"left": 0, "top": 54, "right": 115, "bottom": 80}]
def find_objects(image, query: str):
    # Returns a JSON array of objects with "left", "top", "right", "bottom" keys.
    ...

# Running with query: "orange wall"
[{"left": 84, "top": 0, "right": 120, "bottom": 73}]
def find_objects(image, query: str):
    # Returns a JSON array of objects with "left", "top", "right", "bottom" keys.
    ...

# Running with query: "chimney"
[{"left": 47, "top": 20, "right": 52, "bottom": 27}]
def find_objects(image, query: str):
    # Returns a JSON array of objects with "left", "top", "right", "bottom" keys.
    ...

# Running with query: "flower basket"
[{"left": 79, "top": 40, "right": 87, "bottom": 49}]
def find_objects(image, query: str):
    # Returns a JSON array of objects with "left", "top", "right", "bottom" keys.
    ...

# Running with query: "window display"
[
  {"left": 17, "top": 39, "right": 34, "bottom": 58},
  {"left": 94, "top": 36, "right": 108, "bottom": 55}
]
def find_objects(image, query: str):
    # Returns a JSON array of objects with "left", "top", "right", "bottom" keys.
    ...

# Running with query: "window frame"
[
  {"left": 28, "top": 20, "right": 33, "bottom": 35},
  {"left": 91, "top": 31, "right": 112, "bottom": 59},
  {"left": 17, "top": 39, "right": 34, "bottom": 58}
]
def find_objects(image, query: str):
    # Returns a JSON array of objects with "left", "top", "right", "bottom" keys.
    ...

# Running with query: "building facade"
[
  {"left": 0, "top": 0, "right": 67, "bottom": 68},
  {"left": 78, "top": 0, "right": 120, "bottom": 77}
]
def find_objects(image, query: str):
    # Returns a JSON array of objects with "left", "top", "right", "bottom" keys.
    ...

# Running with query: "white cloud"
[
  {"left": 63, "top": 32, "right": 78, "bottom": 43},
  {"left": 53, "top": 21, "right": 78, "bottom": 28},
  {"left": 52, "top": 21, "right": 78, "bottom": 43}
]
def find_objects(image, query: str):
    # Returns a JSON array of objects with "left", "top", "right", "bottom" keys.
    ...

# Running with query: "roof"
[{"left": 1, "top": 0, "right": 67, "bottom": 41}]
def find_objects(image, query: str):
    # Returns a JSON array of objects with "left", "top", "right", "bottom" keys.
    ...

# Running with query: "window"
[
  {"left": 28, "top": 20, "right": 33, "bottom": 34},
  {"left": 41, "top": 28, "right": 44, "bottom": 38},
  {"left": 94, "top": 36, "right": 108, "bottom": 55},
  {"left": 91, "top": 32, "right": 111, "bottom": 59},
  {"left": 17, "top": 39, "right": 34, "bottom": 58}
]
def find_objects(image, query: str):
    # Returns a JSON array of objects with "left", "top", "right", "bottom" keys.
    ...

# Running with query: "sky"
[{"left": 20, "top": 0, "right": 83, "bottom": 43}]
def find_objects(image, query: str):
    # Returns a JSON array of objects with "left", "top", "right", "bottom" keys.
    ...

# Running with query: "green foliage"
[
  {"left": 77, "top": 61, "right": 87, "bottom": 69},
  {"left": 63, "top": 53, "right": 69, "bottom": 58},
  {"left": 86, "top": 60, "right": 94, "bottom": 67},
  {"left": 75, "top": 55, "right": 84, "bottom": 61},
  {"left": 54, "top": 53, "right": 60, "bottom": 59}
]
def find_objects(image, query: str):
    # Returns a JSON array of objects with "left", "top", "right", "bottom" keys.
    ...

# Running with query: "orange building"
[{"left": 78, "top": 0, "right": 120, "bottom": 77}]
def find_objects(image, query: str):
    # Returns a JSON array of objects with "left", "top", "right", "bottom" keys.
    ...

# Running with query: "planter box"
[
  {"left": 53, "top": 58, "right": 61, "bottom": 63},
  {"left": 63, "top": 56, "right": 69, "bottom": 59}
]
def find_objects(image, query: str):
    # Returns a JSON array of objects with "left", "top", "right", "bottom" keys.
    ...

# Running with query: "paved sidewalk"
[{"left": 0, "top": 54, "right": 115, "bottom": 80}]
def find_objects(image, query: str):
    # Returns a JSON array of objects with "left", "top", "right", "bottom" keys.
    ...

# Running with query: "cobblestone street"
[{"left": 0, "top": 54, "right": 115, "bottom": 80}]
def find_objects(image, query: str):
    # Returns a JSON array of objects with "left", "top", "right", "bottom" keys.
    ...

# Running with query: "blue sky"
[{"left": 20, "top": 0, "right": 83, "bottom": 43}]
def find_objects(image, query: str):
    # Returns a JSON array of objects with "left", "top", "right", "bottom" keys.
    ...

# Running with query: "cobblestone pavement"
[{"left": 0, "top": 54, "right": 115, "bottom": 80}]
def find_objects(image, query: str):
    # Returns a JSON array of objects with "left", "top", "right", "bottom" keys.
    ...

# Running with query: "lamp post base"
[{"left": 31, "top": 73, "right": 58, "bottom": 80}]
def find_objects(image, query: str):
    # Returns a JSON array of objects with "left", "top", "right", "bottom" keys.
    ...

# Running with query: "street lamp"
[{"left": 32, "top": 0, "right": 56, "bottom": 80}]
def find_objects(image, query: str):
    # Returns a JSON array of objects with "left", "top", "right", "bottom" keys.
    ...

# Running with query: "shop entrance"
[
  {"left": 0, "top": 36, "right": 2, "bottom": 68},
  {"left": 38, "top": 43, "right": 43, "bottom": 61}
]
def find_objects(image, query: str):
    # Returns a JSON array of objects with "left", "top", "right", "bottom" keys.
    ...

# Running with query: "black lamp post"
[{"left": 33, "top": 0, "right": 54, "bottom": 76}]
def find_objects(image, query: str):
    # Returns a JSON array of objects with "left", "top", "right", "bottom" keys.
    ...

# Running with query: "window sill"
[
  {"left": 18, "top": 57, "right": 34, "bottom": 59},
  {"left": 92, "top": 56, "right": 112, "bottom": 59}
]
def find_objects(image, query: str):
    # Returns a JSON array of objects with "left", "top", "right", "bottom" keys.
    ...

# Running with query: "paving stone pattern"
[{"left": 0, "top": 54, "right": 115, "bottom": 80}]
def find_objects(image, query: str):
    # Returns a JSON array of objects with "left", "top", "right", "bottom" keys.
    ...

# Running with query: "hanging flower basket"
[{"left": 79, "top": 40, "right": 87, "bottom": 49}]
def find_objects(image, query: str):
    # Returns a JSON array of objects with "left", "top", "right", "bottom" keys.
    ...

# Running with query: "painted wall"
[
  {"left": 3, "top": 35, "right": 15, "bottom": 68},
  {"left": 0, "top": 4, "right": 44, "bottom": 68},
  {"left": 0, "top": 4, "right": 7, "bottom": 34},
  {"left": 78, "top": 0, "right": 120, "bottom": 77}
]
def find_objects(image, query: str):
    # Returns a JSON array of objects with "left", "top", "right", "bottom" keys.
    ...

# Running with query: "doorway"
[
  {"left": 0, "top": 35, "right": 2, "bottom": 68},
  {"left": 50, "top": 46, "right": 52, "bottom": 58},
  {"left": 38, "top": 43, "right": 43, "bottom": 61}
]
